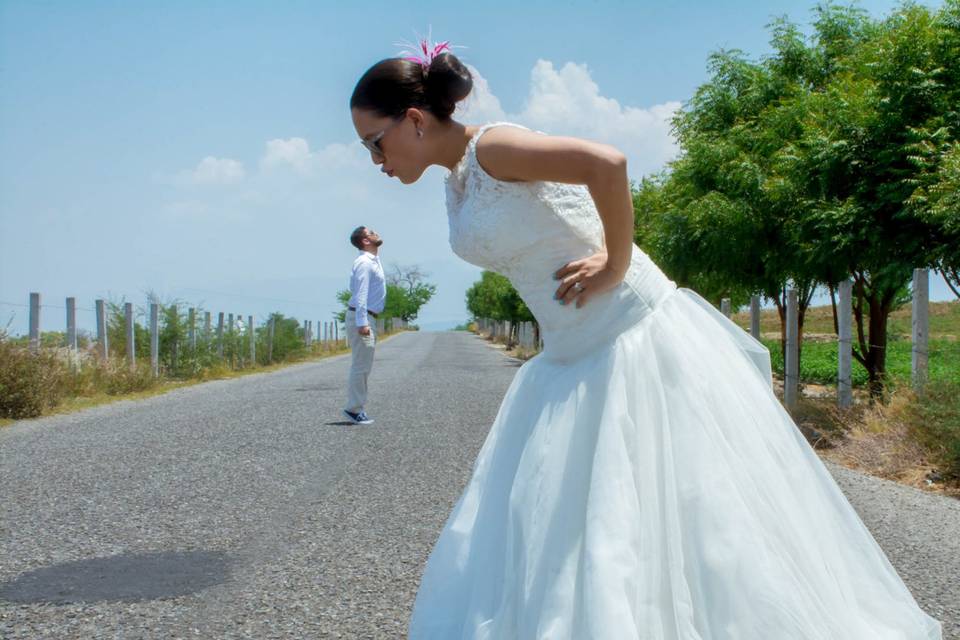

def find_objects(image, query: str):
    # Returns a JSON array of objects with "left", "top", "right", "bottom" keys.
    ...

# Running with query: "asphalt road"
[{"left": 1, "top": 331, "right": 957, "bottom": 639}]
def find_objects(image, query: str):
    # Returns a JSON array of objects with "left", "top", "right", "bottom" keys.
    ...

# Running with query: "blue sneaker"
[{"left": 343, "top": 409, "right": 374, "bottom": 425}]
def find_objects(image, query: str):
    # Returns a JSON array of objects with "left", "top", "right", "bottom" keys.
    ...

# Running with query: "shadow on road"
[{"left": 0, "top": 550, "right": 231, "bottom": 604}]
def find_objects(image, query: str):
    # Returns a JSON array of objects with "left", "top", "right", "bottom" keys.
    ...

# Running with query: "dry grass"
[
  {"left": 807, "top": 390, "right": 960, "bottom": 498},
  {"left": 472, "top": 328, "right": 540, "bottom": 361},
  {"left": 732, "top": 298, "right": 959, "bottom": 340},
  {"left": 0, "top": 336, "right": 378, "bottom": 426}
]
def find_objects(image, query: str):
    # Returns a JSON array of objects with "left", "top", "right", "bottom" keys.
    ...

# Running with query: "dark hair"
[
  {"left": 350, "top": 226, "right": 367, "bottom": 250},
  {"left": 350, "top": 53, "right": 473, "bottom": 121}
]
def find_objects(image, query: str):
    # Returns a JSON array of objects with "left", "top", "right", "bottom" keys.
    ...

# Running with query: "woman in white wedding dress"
[{"left": 349, "top": 44, "right": 943, "bottom": 640}]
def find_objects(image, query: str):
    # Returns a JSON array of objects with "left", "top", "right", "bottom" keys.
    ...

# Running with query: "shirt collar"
[{"left": 362, "top": 251, "right": 379, "bottom": 261}]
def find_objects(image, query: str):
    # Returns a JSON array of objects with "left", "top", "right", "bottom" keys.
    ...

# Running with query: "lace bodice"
[{"left": 445, "top": 122, "right": 677, "bottom": 361}]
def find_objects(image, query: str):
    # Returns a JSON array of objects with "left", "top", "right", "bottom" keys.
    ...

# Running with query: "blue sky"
[{"left": 0, "top": 0, "right": 951, "bottom": 336}]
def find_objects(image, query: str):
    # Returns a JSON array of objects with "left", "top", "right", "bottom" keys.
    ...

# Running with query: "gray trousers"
[{"left": 345, "top": 310, "right": 376, "bottom": 413}]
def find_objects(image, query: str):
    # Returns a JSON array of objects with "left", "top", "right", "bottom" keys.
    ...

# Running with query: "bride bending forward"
[{"left": 348, "top": 42, "right": 943, "bottom": 640}]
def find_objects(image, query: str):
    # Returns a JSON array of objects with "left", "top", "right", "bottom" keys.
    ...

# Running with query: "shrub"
[
  {"left": 904, "top": 381, "right": 960, "bottom": 479},
  {"left": 0, "top": 334, "right": 67, "bottom": 418}
]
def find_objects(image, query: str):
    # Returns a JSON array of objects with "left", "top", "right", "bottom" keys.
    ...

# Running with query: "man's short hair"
[{"left": 350, "top": 226, "right": 367, "bottom": 250}]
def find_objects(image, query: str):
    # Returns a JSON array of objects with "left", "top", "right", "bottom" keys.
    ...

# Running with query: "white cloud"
[
  {"left": 261, "top": 137, "right": 312, "bottom": 173},
  {"left": 187, "top": 156, "right": 246, "bottom": 185},
  {"left": 456, "top": 61, "right": 680, "bottom": 177},
  {"left": 454, "top": 64, "right": 507, "bottom": 123},
  {"left": 260, "top": 137, "right": 368, "bottom": 175},
  {"left": 516, "top": 60, "right": 681, "bottom": 177}
]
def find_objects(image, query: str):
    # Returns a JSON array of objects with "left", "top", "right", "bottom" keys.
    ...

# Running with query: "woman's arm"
[{"left": 474, "top": 126, "right": 633, "bottom": 309}]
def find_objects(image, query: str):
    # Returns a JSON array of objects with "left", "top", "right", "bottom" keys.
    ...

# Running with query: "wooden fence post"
[
  {"left": 267, "top": 316, "right": 275, "bottom": 362},
  {"left": 227, "top": 313, "right": 235, "bottom": 365},
  {"left": 784, "top": 288, "right": 799, "bottom": 411},
  {"left": 912, "top": 268, "right": 929, "bottom": 394},
  {"left": 95, "top": 299, "right": 108, "bottom": 361},
  {"left": 66, "top": 297, "right": 77, "bottom": 370},
  {"left": 125, "top": 302, "right": 135, "bottom": 369},
  {"left": 170, "top": 304, "right": 178, "bottom": 371},
  {"left": 248, "top": 314, "right": 255, "bottom": 364},
  {"left": 838, "top": 280, "right": 853, "bottom": 408},
  {"left": 720, "top": 298, "right": 731, "bottom": 318},
  {"left": 150, "top": 303, "right": 159, "bottom": 377},
  {"left": 216, "top": 312, "right": 225, "bottom": 358},
  {"left": 29, "top": 292, "right": 40, "bottom": 354},
  {"left": 189, "top": 308, "right": 196, "bottom": 352}
]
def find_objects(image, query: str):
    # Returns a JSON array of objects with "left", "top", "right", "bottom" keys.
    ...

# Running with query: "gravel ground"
[{"left": 1, "top": 331, "right": 957, "bottom": 639}]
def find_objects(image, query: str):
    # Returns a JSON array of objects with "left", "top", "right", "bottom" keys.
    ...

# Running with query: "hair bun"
[{"left": 423, "top": 52, "right": 473, "bottom": 119}]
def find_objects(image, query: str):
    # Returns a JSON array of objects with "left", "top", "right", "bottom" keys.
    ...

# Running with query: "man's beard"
[{"left": 372, "top": 239, "right": 384, "bottom": 247}]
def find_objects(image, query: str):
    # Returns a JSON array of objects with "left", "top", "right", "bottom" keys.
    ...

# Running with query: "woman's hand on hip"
[{"left": 553, "top": 250, "right": 625, "bottom": 309}]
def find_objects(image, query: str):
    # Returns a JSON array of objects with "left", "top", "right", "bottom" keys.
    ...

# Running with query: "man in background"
[{"left": 343, "top": 226, "right": 385, "bottom": 425}]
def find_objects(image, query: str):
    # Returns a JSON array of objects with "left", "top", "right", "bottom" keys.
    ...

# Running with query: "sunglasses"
[{"left": 360, "top": 117, "right": 405, "bottom": 157}]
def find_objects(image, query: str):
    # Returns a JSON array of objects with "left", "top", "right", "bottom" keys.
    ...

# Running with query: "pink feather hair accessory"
[{"left": 395, "top": 29, "right": 464, "bottom": 68}]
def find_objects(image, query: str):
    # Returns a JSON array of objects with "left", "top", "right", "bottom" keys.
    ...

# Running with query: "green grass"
[
  {"left": 762, "top": 336, "right": 959, "bottom": 387},
  {"left": 729, "top": 299, "right": 959, "bottom": 387}
]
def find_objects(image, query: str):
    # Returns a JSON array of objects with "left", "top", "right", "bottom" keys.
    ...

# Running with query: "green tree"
[
  {"left": 335, "top": 264, "right": 436, "bottom": 325},
  {"left": 465, "top": 271, "right": 536, "bottom": 343},
  {"left": 773, "top": 4, "right": 948, "bottom": 394},
  {"left": 641, "top": 2, "right": 958, "bottom": 396},
  {"left": 385, "top": 264, "right": 437, "bottom": 322},
  {"left": 913, "top": 143, "right": 960, "bottom": 297}
]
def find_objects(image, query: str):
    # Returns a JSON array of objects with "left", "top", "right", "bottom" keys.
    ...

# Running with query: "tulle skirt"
[{"left": 408, "top": 288, "right": 942, "bottom": 640}]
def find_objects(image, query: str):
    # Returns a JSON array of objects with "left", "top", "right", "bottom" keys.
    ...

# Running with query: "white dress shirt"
[{"left": 348, "top": 251, "right": 386, "bottom": 327}]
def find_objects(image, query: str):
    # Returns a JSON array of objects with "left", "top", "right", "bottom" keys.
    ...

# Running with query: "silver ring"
[{"left": 573, "top": 281, "right": 585, "bottom": 292}]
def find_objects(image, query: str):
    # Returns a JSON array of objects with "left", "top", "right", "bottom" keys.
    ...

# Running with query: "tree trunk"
[
  {"left": 797, "top": 283, "right": 816, "bottom": 367},
  {"left": 772, "top": 291, "right": 786, "bottom": 365},
  {"left": 850, "top": 272, "right": 897, "bottom": 399},
  {"left": 865, "top": 295, "right": 889, "bottom": 398},
  {"left": 828, "top": 283, "right": 839, "bottom": 335}
]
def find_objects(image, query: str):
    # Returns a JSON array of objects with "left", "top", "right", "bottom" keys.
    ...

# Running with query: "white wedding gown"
[{"left": 407, "top": 122, "right": 943, "bottom": 639}]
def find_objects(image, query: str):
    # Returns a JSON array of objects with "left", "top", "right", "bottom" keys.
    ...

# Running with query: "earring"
[{"left": 417, "top": 129, "right": 423, "bottom": 138}]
